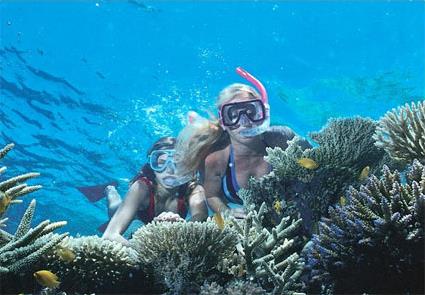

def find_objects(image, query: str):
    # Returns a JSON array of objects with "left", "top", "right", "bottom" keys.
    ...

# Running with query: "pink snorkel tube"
[{"left": 235, "top": 67, "right": 268, "bottom": 104}]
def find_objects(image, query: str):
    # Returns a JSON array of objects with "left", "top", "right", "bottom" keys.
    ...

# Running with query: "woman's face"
[
  {"left": 221, "top": 91, "right": 265, "bottom": 141},
  {"left": 153, "top": 153, "right": 179, "bottom": 189}
]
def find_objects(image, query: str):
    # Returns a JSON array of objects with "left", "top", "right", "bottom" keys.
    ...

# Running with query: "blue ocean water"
[{"left": 0, "top": 1, "right": 424, "bottom": 236}]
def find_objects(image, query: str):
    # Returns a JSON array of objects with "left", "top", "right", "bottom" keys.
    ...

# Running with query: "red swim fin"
[
  {"left": 97, "top": 221, "right": 109, "bottom": 233},
  {"left": 76, "top": 181, "right": 118, "bottom": 203}
]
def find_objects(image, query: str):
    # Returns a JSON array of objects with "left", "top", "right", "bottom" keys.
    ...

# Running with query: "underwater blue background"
[{"left": 1, "top": 1, "right": 424, "bottom": 236}]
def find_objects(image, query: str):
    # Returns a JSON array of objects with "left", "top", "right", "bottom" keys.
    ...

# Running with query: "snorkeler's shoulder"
[
  {"left": 263, "top": 125, "right": 295, "bottom": 148},
  {"left": 129, "top": 177, "right": 152, "bottom": 198},
  {"left": 131, "top": 176, "right": 150, "bottom": 188},
  {"left": 204, "top": 145, "right": 229, "bottom": 175},
  {"left": 264, "top": 125, "right": 311, "bottom": 150}
]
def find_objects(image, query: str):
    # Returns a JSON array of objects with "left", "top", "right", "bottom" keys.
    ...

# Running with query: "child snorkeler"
[{"left": 100, "top": 137, "right": 208, "bottom": 245}]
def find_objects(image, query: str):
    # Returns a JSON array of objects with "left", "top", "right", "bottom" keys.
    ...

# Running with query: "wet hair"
[
  {"left": 176, "top": 83, "right": 260, "bottom": 175},
  {"left": 130, "top": 137, "right": 176, "bottom": 185},
  {"left": 146, "top": 136, "right": 176, "bottom": 156}
]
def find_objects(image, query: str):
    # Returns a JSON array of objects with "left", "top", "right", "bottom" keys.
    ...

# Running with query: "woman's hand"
[
  {"left": 188, "top": 185, "right": 208, "bottom": 222},
  {"left": 102, "top": 232, "right": 130, "bottom": 246}
]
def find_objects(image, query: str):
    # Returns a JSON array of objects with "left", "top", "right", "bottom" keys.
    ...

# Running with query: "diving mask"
[
  {"left": 148, "top": 149, "right": 192, "bottom": 187},
  {"left": 220, "top": 99, "right": 266, "bottom": 127},
  {"left": 219, "top": 67, "right": 270, "bottom": 137}
]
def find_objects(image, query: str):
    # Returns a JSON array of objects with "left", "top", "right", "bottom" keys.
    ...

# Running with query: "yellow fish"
[
  {"left": 0, "top": 194, "right": 11, "bottom": 214},
  {"left": 339, "top": 196, "right": 347, "bottom": 206},
  {"left": 33, "top": 270, "right": 60, "bottom": 288},
  {"left": 273, "top": 200, "right": 282, "bottom": 215},
  {"left": 56, "top": 246, "right": 76, "bottom": 263},
  {"left": 213, "top": 212, "right": 225, "bottom": 230},
  {"left": 297, "top": 158, "right": 319, "bottom": 170},
  {"left": 359, "top": 166, "right": 370, "bottom": 181}
]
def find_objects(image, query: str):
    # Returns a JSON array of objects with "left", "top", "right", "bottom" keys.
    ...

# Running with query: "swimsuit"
[
  {"left": 222, "top": 145, "right": 243, "bottom": 205},
  {"left": 221, "top": 144, "right": 272, "bottom": 205},
  {"left": 135, "top": 176, "right": 188, "bottom": 224}
]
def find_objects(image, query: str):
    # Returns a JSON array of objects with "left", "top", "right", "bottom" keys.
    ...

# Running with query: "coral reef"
[
  {"left": 42, "top": 235, "right": 141, "bottom": 293},
  {"left": 200, "top": 279, "right": 269, "bottom": 295},
  {"left": 304, "top": 160, "right": 425, "bottom": 294},
  {"left": 200, "top": 281, "right": 225, "bottom": 295},
  {"left": 130, "top": 220, "right": 238, "bottom": 294},
  {"left": 0, "top": 199, "right": 68, "bottom": 293},
  {"left": 0, "top": 143, "right": 42, "bottom": 223},
  {"left": 2, "top": 101, "right": 423, "bottom": 295},
  {"left": 0, "top": 143, "right": 67, "bottom": 294},
  {"left": 374, "top": 100, "right": 425, "bottom": 163},
  {"left": 221, "top": 203, "right": 305, "bottom": 295},
  {"left": 240, "top": 117, "right": 397, "bottom": 227},
  {"left": 0, "top": 199, "right": 67, "bottom": 274},
  {"left": 225, "top": 279, "right": 269, "bottom": 295}
]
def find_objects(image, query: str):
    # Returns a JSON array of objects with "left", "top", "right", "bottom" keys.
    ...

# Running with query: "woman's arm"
[
  {"left": 203, "top": 151, "right": 229, "bottom": 214},
  {"left": 102, "top": 180, "right": 149, "bottom": 245},
  {"left": 187, "top": 184, "right": 208, "bottom": 221}
]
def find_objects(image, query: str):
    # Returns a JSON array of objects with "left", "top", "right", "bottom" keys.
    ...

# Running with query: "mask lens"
[
  {"left": 149, "top": 150, "right": 175, "bottom": 172},
  {"left": 246, "top": 100, "right": 265, "bottom": 121},
  {"left": 223, "top": 105, "right": 239, "bottom": 126}
]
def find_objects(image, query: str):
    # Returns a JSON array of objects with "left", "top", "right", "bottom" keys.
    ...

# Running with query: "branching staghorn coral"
[
  {"left": 240, "top": 117, "right": 397, "bottom": 226},
  {"left": 0, "top": 143, "right": 14, "bottom": 160},
  {"left": 0, "top": 143, "right": 42, "bottom": 220},
  {"left": 0, "top": 199, "right": 68, "bottom": 293},
  {"left": 374, "top": 100, "right": 425, "bottom": 163},
  {"left": 0, "top": 142, "right": 68, "bottom": 293},
  {"left": 0, "top": 142, "right": 66, "bottom": 273},
  {"left": 130, "top": 220, "right": 238, "bottom": 294},
  {"left": 224, "top": 203, "right": 305, "bottom": 295},
  {"left": 304, "top": 160, "right": 425, "bottom": 294},
  {"left": 42, "top": 235, "right": 141, "bottom": 293},
  {"left": 0, "top": 199, "right": 68, "bottom": 273}
]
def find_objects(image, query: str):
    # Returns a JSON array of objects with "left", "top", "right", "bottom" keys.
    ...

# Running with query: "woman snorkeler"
[
  {"left": 176, "top": 67, "right": 311, "bottom": 219},
  {"left": 101, "top": 136, "right": 208, "bottom": 245}
]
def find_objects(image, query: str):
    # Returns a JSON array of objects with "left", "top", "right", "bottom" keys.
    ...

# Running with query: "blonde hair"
[{"left": 176, "top": 83, "right": 261, "bottom": 174}]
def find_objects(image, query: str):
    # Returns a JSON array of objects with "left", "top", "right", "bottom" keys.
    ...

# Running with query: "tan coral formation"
[
  {"left": 130, "top": 220, "right": 238, "bottom": 294},
  {"left": 374, "top": 100, "right": 425, "bottom": 163},
  {"left": 42, "top": 235, "right": 140, "bottom": 293}
]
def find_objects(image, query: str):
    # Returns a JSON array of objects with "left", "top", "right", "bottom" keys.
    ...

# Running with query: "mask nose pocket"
[{"left": 239, "top": 113, "right": 251, "bottom": 126}]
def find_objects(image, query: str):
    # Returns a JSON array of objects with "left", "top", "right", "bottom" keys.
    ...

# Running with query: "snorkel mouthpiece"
[
  {"left": 162, "top": 172, "right": 192, "bottom": 188},
  {"left": 234, "top": 67, "right": 270, "bottom": 137}
]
